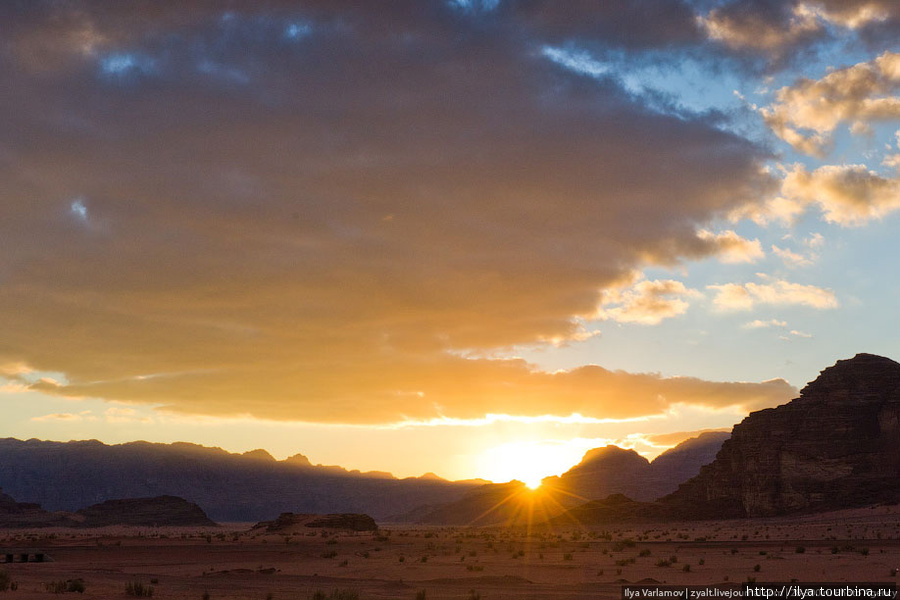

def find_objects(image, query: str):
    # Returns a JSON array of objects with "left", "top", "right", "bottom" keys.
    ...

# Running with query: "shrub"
[
  {"left": 754, "top": 564, "right": 761, "bottom": 572},
  {"left": 468, "top": 590, "right": 481, "bottom": 600},
  {"left": 795, "top": 546, "right": 805, "bottom": 554},
  {"left": 416, "top": 590, "right": 427, "bottom": 600},
  {"left": 562, "top": 553, "right": 573, "bottom": 561},
  {"left": 310, "top": 590, "right": 359, "bottom": 600},
  {"left": 683, "top": 564, "right": 691, "bottom": 573},
  {"left": 0, "top": 570, "right": 11, "bottom": 592},
  {"left": 125, "top": 580, "right": 154, "bottom": 597},
  {"left": 45, "top": 579, "right": 86, "bottom": 594}
]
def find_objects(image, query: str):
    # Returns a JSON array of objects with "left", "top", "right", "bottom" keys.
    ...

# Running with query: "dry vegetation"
[{"left": 1, "top": 505, "right": 899, "bottom": 599}]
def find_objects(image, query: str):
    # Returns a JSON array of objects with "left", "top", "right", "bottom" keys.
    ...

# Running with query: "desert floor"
[{"left": 2, "top": 506, "right": 900, "bottom": 600}]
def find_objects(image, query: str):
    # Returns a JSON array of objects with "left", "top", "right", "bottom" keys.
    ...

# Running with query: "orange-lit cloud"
[
  {"left": 708, "top": 277, "right": 838, "bottom": 311},
  {"left": 700, "top": 1, "right": 900, "bottom": 61},
  {"left": 0, "top": 2, "right": 784, "bottom": 424},
  {"left": 762, "top": 52, "right": 900, "bottom": 155},
  {"left": 597, "top": 278, "right": 702, "bottom": 325}
]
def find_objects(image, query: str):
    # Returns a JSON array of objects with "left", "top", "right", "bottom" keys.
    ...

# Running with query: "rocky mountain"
[
  {"left": 253, "top": 512, "right": 378, "bottom": 533},
  {"left": 75, "top": 496, "right": 216, "bottom": 527},
  {"left": 665, "top": 353, "right": 900, "bottom": 518},
  {"left": 0, "top": 439, "right": 480, "bottom": 522},
  {"left": 0, "top": 487, "right": 68, "bottom": 528},
  {"left": 549, "top": 353, "right": 900, "bottom": 524},
  {"left": 413, "top": 431, "right": 730, "bottom": 525},
  {"left": 649, "top": 431, "right": 731, "bottom": 494}
]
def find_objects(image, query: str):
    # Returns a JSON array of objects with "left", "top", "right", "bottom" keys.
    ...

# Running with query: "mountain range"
[
  {"left": 2, "top": 353, "right": 897, "bottom": 527},
  {"left": 0, "top": 431, "right": 726, "bottom": 524}
]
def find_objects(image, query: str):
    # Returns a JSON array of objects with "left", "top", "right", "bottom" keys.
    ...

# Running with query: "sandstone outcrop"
[
  {"left": 0, "top": 487, "right": 70, "bottom": 527},
  {"left": 75, "top": 495, "right": 217, "bottom": 527},
  {"left": 253, "top": 512, "right": 377, "bottom": 532},
  {"left": 666, "top": 353, "right": 900, "bottom": 517}
]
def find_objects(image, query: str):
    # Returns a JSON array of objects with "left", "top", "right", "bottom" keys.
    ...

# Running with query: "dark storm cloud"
[{"left": 0, "top": 1, "right": 788, "bottom": 423}]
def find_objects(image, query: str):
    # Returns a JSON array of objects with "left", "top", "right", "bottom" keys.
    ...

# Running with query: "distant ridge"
[
  {"left": 413, "top": 431, "right": 730, "bottom": 525},
  {"left": 0, "top": 438, "right": 480, "bottom": 522}
]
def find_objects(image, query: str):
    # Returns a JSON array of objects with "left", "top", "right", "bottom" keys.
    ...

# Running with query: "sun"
[
  {"left": 476, "top": 440, "right": 584, "bottom": 489},
  {"left": 523, "top": 477, "right": 542, "bottom": 490}
]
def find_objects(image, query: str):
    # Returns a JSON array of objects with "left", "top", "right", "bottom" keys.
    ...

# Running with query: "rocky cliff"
[{"left": 666, "top": 353, "right": 900, "bottom": 517}]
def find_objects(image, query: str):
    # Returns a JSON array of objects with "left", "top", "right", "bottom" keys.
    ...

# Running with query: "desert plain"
[{"left": 2, "top": 506, "right": 900, "bottom": 600}]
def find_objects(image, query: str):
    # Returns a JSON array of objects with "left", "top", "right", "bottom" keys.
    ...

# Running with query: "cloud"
[
  {"left": 709, "top": 277, "right": 838, "bottom": 311},
  {"left": 0, "top": 2, "right": 779, "bottom": 424},
  {"left": 700, "top": 1, "right": 900, "bottom": 61},
  {"left": 697, "top": 230, "right": 765, "bottom": 264},
  {"left": 31, "top": 412, "right": 83, "bottom": 422},
  {"left": 771, "top": 244, "right": 813, "bottom": 267},
  {"left": 762, "top": 52, "right": 900, "bottom": 156},
  {"left": 700, "top": 3, "right": 822, "bottom": 56},
  {"left": 781, "top": 163, "right": 900, "bottom": 224},
  {"left": 736, "top": 163, "right": 900, "bottom": 225},
  {"left": 597, "top": 278, "right": 702, "bottom": 325},
  {"left": 743, "top": 318, "right": 788, "bottom": 328}
]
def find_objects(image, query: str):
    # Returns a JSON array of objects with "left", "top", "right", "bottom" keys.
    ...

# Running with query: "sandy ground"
[{"left": 2, "top": 506, "right": 900, "bottom": 600}]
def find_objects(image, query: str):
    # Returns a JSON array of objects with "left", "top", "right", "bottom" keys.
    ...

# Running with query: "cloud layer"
[{"left": 0, "top": 1, "right": 803, "bottom": 423}]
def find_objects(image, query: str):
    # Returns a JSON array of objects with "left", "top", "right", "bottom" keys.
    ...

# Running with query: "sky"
[{"left": 1, "top": 0, "right": 899, "bottom": 484}]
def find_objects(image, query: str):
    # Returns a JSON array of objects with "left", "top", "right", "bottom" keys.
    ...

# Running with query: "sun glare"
[{"left": 476, "top": 440, "right": 592, "bottom": 488}]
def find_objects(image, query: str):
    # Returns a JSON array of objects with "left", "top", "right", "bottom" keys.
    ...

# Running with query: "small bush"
[
  {"left": 562, "top": 553, "right": 573, "bottom": 561},
  {"left": 754, "top": 564, "right": 761, "bottom": 572},
  {"left": 683, "top": 564, "right": 691, "bottom": 573},
  {"left": 125, "top": 580, "right": 154, "bottom": 597},
  {"left": 310, "top": 590, "right": 359, "bottom": 600},
  {"left": 321, "top": 551, "right": 338, "bottom": 559},
  {"left": 639, "top": 549, "right": 651, "bottom": 557},
  {"left": 416, "top": 590, "right": 427, "bottom": 600},
  {"left": 0, "top": 570, "right": 11, "bottom": 592},
  {"left": 795, "top": 546, "right": 805, "bottom": 554},
  {"left": 468, "top": 590, "right": 481, "bottom": 600}
]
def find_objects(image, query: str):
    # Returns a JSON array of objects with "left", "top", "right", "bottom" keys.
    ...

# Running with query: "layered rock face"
[{"left": 668, "top": 354, "right": 900, "bottom": 517}]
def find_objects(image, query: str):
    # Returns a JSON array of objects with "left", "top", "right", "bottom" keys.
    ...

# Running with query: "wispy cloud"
[{"left": 709, "top": 277, "right": 838, "bottom": 311}]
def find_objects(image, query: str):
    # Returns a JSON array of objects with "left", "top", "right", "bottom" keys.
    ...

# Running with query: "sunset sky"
[{"left": 1, "top": 0, "right": 899, "bottom": 484}]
